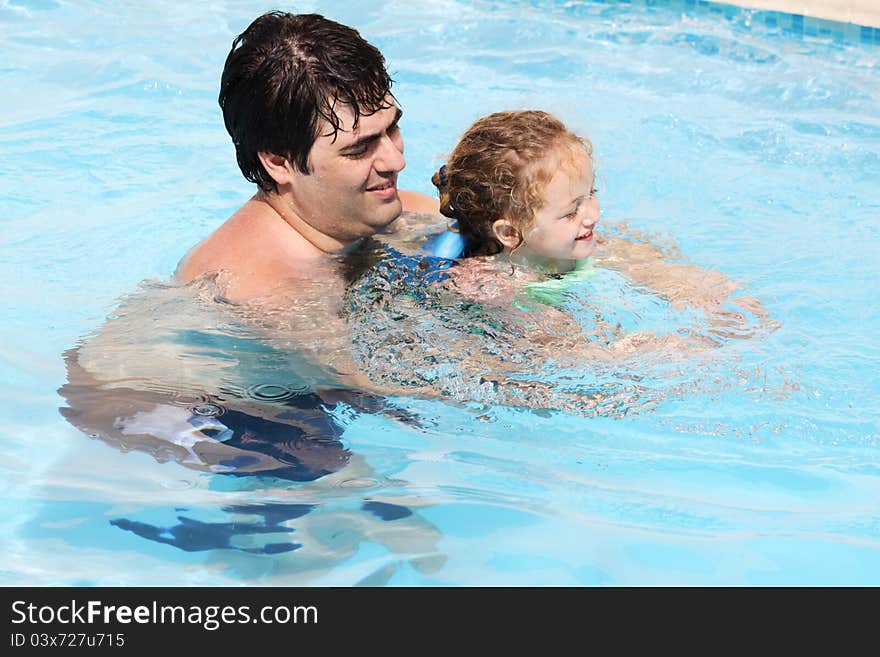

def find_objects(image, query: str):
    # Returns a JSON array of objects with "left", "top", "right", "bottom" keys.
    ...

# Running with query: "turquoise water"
[{"left": 2, "top": 0, "right": 879, "bottom": 585}]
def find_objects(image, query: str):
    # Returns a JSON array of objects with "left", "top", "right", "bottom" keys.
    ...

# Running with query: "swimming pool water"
[{"left": 2, "top": 0, "right": 879, "bottom": 585}]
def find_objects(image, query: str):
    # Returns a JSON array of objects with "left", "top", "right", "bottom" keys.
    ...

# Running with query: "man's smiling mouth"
[{"left": 366, "top": 177, "right": 396, "bottom": 192}]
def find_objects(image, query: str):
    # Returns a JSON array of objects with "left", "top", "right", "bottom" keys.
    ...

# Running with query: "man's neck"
[{"left": 256, "top": 190, "right": 362, "bottom": 256}]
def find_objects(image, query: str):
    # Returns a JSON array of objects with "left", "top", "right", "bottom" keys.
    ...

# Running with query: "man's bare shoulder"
[
  {"left": 175, "top": 197, "right": 326, "bottom": 303},
  {"left": 399, "top": 189, "right": 440, "bottom": 215}
]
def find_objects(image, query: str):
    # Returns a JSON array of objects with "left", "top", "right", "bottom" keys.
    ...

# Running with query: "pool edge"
[{"left": 722, "top": 1, "right": 880, "bottom": 28}]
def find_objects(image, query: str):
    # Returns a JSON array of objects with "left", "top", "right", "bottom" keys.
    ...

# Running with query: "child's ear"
[
  {"left": 257, "top": 151, "right": 297, "bottom": 187},
  {"left": 491, "top": 218, "right": 522, "bottom": 249}
]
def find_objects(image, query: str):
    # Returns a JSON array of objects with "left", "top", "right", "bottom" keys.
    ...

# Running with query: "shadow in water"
[
  {"left": 107, "top": 500, "right": 437, "bottom": 580},
  {"left": 110, "top": 503, "right": 315, "bottom": 554}
]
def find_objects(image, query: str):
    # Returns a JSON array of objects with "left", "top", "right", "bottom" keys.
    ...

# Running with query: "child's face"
[{"left": 519, "top": 146, "right": 599, "bottom": 261}]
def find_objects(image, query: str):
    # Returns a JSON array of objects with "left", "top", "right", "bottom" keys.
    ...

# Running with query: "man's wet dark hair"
[{"left": 219, "top": 11, "right": 394, "bottom": 192}]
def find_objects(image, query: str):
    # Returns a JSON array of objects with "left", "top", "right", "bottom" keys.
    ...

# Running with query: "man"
[
  {"left": 59, "top": 12, "right": 438, "bottom": 484},
  {"left": 176, "top": 11, "right": 437, "bottom": 303}
]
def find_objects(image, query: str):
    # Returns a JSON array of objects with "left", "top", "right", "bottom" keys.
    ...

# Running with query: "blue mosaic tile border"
[{"left": 588, "top": 0, "right": 880, "bottom": 45}]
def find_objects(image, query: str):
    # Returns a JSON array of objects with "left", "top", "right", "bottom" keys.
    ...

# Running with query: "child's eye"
[{"left": 589, "top": 187, "right": 599, "bottom": 197}]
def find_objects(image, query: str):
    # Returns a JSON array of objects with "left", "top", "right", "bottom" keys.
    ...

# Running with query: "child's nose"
[{"left": 583, "top": 198, "right": 600, "bottom": 225}]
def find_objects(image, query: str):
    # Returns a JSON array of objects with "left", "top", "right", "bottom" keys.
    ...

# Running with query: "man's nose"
[{"left": 375, "top": 133, "right": 405, "bottom": 174}]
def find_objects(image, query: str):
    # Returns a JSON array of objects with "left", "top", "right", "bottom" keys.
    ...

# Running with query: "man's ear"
[
  {"left": 257, "top": 151, "right": 296, "bottom": 187},
  {"left": 491, "top": 218, "right": 523, "bottom": 249}
]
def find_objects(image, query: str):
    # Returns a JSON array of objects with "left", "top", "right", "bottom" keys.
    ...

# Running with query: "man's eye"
[{"left": 344, "top": 146, "right": 369, "bottom": 159}]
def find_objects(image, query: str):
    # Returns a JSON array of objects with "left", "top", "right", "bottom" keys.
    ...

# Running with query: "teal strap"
[{"left": 521, "top": 259, "right": 596, "bottom": 307}]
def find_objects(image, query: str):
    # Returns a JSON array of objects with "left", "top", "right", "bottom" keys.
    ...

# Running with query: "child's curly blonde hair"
[{"left": 432, "top": 110, "right": 593, "bottom": 257}]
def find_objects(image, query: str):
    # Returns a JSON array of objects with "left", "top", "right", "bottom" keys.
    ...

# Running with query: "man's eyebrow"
[{"left": 340, "top": 107, "right": 403, "bottom": 152}]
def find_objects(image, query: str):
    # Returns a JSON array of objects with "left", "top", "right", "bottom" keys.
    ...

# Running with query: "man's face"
[{"left": 286, "top": 96, "right": 405, "bottom": 248}]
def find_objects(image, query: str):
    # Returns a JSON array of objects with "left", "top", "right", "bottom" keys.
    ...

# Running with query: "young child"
[
  {"left": 425, "top": 110, "right": 766, "bottom": 320},
  {"left": 421, "top": 110, "right": 602, "bottom": 310}
]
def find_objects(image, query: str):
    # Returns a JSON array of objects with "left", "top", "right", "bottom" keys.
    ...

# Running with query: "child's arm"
[
  {"left": 595, "top": 225, "right": 773, "bottom": 328},
  {"left": 596, "top": 231, "right": 734, "bottom": 311}
]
